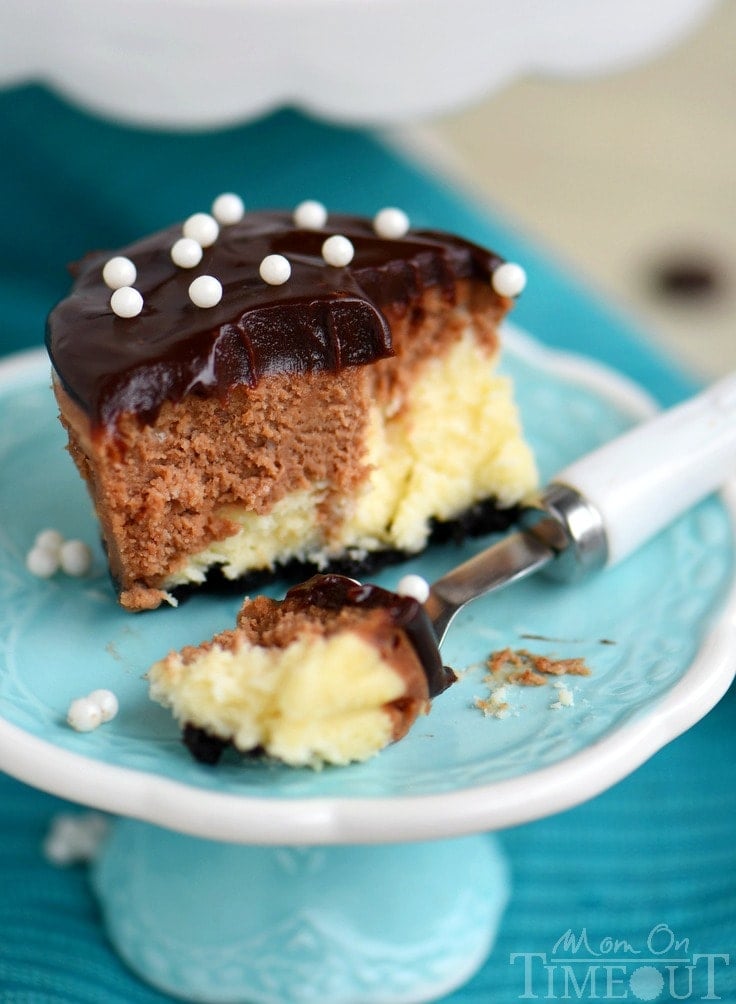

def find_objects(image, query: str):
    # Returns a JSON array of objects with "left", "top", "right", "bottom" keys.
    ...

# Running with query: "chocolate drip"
[
  {"left": 285, "top": 574, "right": 455, "bottom": 697},
  {"left": 46, "top": 211, "right": 504, "bottom": 429}
]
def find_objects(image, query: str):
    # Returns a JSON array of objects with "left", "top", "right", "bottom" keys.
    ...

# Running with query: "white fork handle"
[{"left": 553, "top": 372, "right": 736, "bottom": 566}]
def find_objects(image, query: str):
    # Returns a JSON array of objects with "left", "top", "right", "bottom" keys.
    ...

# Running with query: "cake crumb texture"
[{"left": 475, "top": 647, "right": 591, "bottom": 720}]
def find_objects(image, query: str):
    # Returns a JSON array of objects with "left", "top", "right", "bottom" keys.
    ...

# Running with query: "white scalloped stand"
[
  {"left": 1, "top": 336, "right": 735, "bottom": 1003},
  {"left": 0, "top": 0, "right": 718, "bottom": 127}
]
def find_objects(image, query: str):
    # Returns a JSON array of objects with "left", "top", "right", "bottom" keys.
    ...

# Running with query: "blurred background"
[{"left": 417, "top": 0, "right": 734, "bottom": 381}]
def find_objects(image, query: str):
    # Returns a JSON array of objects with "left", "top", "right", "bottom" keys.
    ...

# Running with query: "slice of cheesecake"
[{"left": 47, "top": 201, "right": 537, "bottom": 610}]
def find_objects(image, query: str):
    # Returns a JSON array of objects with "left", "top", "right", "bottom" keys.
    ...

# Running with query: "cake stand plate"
[{"left": 0, "top": 329, "right": 734, "bottom": 1003}]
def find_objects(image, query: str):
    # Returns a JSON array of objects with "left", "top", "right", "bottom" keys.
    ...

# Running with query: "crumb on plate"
[{"left": 476, "top": 646, "right": 591, "bottom": 719}]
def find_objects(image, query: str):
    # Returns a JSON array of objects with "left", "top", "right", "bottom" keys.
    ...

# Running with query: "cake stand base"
[{"left": 91, "top": 819, "right": 510, "bottom": 1004}]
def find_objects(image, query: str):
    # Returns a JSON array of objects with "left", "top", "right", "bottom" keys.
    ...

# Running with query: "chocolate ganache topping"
[
  {"left": 46, "top": 210, "right": 505, "bottom": 429},
  {"left": 285, "top": 573, "right": 455, "bottom": 698}
]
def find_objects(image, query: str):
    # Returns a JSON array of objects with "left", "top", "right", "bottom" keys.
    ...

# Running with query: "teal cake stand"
[
  {"left": 92, "top": 826, "right": 509, "bottom": 1003},
  {"left": 0, "top": 333, "right": 734, "bottom": 1002}
]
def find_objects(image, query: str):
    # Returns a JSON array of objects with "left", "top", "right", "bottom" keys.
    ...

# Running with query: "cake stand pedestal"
[{"left": 92, "top": 821, "right": 509, "bottom": 1003}]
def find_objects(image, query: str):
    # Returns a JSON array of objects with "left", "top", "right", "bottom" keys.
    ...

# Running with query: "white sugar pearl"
[
  {"left": 59, "top": 539, "right": 92, "bottom": 577},
  {"left": 211, "top": 192, "right": 245, "bottom": 226},
  {"left": 373, "top": 207, "right": 410, "bottom": 240},
  {"left": 322, "top": 235, "right": 354, "bottom": 267},
  {"left": 87, "top": 689, "right": 119, "bottom": 723},
  {"left": 67, "top": 697, "right": 102, "bottom": 732},
  {"left": 110, "top": 286, "right": 143, "bottom": 318},
  {"left": 35, "top": 528, "right": 64, "bottom": 552},
  {"left": 44, "top": 817, "right": 83, "bottom": 866},
  {"left": 102, "top": 256, "right": 136, "bottom": 290},
  {"left": 26, "top": 545, "right": 60, "bottom": 578},
  {"left": 293, "top": 199, "right": 328, "bottom": 230},
  {"left": 396, "top": 573, "right": 430, "bottom": 604},
  {"left": 183, "top": 212, "right": 219, "bottom": 248},
  {"left": 43, "top": 812, "right": 109, "bottom": 866},
  {"left": 69, "top": 813, "right": 108, "bottom": 859},
  {"left": 491, "top": 262, "right": 527, "bottom": 298},
  {"left": 259, "top": 254, "right": 291, "bottom": 286},
  {"left": 188, "top": 275, "right": 223, "bottom": 308},
  {"left": 43, "top": 831, "right": 77, "bottom": 867},
  {"left": 171, "top": 237, "right": 203, "bottom": 269}
]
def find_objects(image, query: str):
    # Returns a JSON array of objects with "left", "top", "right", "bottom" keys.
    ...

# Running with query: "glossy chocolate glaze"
[
  {"left": 285, "top": 574, "right": 455, "bottom": 697},
  {"left": 46, "top": 211, "right": 505, "bottom": 428}
]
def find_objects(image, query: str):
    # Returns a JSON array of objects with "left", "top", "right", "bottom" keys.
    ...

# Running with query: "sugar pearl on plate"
[
  {"left": 294, "top": 199, "right": 328, "bottom": 230},
  {"left": 87, "top": 689, "right": 119, "bottom": 723},
  {"left": 396, "top": 573, "right": 430, "bottom": 604},
  {"left": 183, "top": 212, "right": 219, "bottom": 248},
  {"left": 34, "top": 528, "right": 64, "bottom": 552},
  {"left": 259, "top": 254, "right": 291, "bottom": 286},
  {"left": 373, "top": 207, "right": 410, "bottom": 240},
  {"left": 66, "top": 688, "right": 119, "bottom": 732},
  {"left": 102, "top": 256, "right": 136, "bottom": 290},
  {"left": 189, "top": 275, "right": 223, "bottom": 308},
  {"left": 322, "top": 235, "right": 354, "bottom": 267},
  {"left": 110, "top": 286, "right": 143, "bottom": 319},
  {"left": 43, "top": 812, "right": 109, "bottom": 866},
  {"left": 67, "top": 697, "right": 103, "bottom": 732},
  {"left": 59, "top": 539, "right": 93, "bottom": 577},
  {"left": 171, "top": 237, "right": 203, "bottom": 269},
  {"left": 26, "top": 545, "right": 60, "bottom": 578},
  {"left": 491, "top": 262, "right": 527, "bottom": 297},
  {"left": 211, "top": 192, "right": 245, "bottom": 226}
]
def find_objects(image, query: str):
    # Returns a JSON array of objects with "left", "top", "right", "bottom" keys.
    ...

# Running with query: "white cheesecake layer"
[{"left": 148, "top": 631, "right": 410, "bottom": 768}]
